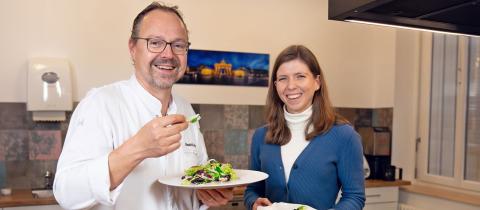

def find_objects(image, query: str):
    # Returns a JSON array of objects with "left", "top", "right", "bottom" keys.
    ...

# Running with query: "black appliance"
[
  {"left": 365, "top": 155, "right": 391, "bottom": 180},
  {"left": 328, "top": 0, "right": 480, "bottom": 36}
]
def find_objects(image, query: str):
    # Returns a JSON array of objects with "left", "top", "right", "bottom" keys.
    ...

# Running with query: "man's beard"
[
  {"left": 148, "top": 69, "right": 178, "bottom": 89},
  {"left": 148, "top": 58, "right": 182, "bottom": 89}
]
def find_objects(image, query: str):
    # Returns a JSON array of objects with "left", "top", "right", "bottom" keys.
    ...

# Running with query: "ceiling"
[{"left": 328, "top": 0, "right": 480, "bottom": 36}]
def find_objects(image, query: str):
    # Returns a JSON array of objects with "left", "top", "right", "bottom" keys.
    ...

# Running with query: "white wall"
[
  {"left": 0, "top": 0, "right": 395, "bottom": 107},
  {"left": 392, "top": 29, "right": 420, "bottom": 181}
]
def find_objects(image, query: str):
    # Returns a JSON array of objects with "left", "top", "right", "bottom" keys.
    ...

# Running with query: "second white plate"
[{"left": 258, "top": 202, "right": 316, "bottom": 210}]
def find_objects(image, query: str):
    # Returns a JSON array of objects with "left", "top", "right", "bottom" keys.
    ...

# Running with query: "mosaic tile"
[
  {"left": 336, "top": 108, "right": 358, "bottom": 125},
  {"left": 5, "top": 160, "right": 30, "bottom": 189},
  {"left": 0, "top": 138, "right": 4, "bottom": 161},
  {"left": 0, "top": 161, "right": 6, "bottom": 188},
  {"left": 249, "top": 105, "right": 265, "bottom": 129},
  {"left": 0, "top": 130, "right": 29, "bottom": 161},
  {"left": 198, "top": 104, "right": 224, "bottom": 130},
  {"left": 224, "top": 129, "right": 248, "bottom": 155},
  {"left": 60, "top": 121, "right": 70, "bottom": 132},
  {"left": 28, "top": 160, "right": 57, "bottom": 189},
  {"left": 0, "top": 103, "right": 28, "bottom": 129},
  {"left": 355, "top": 109, "right": 373, "bottom": 127},
  {"left": 224, "top": 154, "right": 249, "bottom": 169},
  {"left": 5, "top": 160, "right": 29, "bottom": 177},
  {"left": 203, "top": 130, "right": 225, "bottom": 162},
  {"left": 0, "top": 102, "right": 396, "bottom": 191},
  {"left": 372, "top": 132, "right": 391, "bottom": 156},
  {"left": 372, "top": 108, "right": 393, "bottom": 128},
  {"left": 7, "top": 176, "right": 31, "bottom": 189},
  {"left": 29, "top": 130, "right": 62, "bottom": 160},
  {"left": 224, "top": 105, "right": 248, "bottom": 129},
  {"left": 357, "top": 127, "right": 391, "bottom": 156}
]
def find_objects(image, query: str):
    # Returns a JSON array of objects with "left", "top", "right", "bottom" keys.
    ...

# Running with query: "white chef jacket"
[{"left": 53, "top": 75, "right": 208, "bottom": 210}]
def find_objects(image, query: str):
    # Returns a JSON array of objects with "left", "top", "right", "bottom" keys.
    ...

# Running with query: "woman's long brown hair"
[{"left": 265, "top": 45, "right": 348, "bottom": 145}]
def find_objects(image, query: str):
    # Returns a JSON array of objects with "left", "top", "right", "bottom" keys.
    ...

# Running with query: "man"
[{"left": 53, "top": 2, "right": 233, "bottom": 210}]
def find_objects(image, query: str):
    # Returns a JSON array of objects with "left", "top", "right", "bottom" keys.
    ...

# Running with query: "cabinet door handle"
[{"left": 366, "top": 194, "right": 381, "bottom": 198}]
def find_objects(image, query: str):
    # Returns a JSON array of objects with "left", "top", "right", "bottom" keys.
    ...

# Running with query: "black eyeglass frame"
[{"left": 133, "top": 37, "right": 191, "bottom": 55}]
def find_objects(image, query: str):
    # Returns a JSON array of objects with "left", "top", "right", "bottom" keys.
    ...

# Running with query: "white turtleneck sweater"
[{"left": 281, "top": 105, "right": 313, "bottom": 183}]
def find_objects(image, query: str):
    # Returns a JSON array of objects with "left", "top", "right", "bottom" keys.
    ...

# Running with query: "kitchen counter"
[
  {"left": 0, "top": 189, "right": 57, "bottom": 208},
  {"left": 1, "top": 179, "right": 410, "bottom": 208},
  {"left": 225, "top": 179, "right": 411, "bottom": 210},
  {"left": 233, "top": 179, "right": 410, "bottom": 195},
  {"left": 365, "top": 179, "right": 410, "bottom": 188}
]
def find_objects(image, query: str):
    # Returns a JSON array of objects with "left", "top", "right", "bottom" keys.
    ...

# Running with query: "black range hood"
[{"left": 328, "top": 0, "right": 480, "bottom": 36}]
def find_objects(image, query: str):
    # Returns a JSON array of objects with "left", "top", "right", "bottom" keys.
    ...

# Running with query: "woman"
[{"left": 244, "top": 45, "right": 365, "bottom": 210}]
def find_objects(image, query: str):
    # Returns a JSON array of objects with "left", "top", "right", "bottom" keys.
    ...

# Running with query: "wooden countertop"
[
  {"left": 0, "top": 189, "right": 57, "bottom": 208},
  {"left": 401, "top": 183, "right": 480, "bottom": 206},
  {"left": 365, "top": 179, "right": 410, "bottom": 188},
  {"left": 1, "top": 180, "right": 409, "bottom": 207}
]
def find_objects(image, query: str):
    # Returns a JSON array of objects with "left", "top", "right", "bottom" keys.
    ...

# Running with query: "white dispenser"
[{"left": 27, "top": 58, "right": 73, "bottom": 121}]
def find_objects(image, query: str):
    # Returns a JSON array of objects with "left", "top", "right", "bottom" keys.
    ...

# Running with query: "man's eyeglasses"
[{"left": 133, "top": 37, "right": 190, "bottom": 55}]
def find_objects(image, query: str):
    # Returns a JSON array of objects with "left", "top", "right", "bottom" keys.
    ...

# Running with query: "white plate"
[
  {"left": 158, "top": 169, "right": 268, "bottom": 189},
  {"left": 257, "top": 202, "right": 316, "bottom": 210}
]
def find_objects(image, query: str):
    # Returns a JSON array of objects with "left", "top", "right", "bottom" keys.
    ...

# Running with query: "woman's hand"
[{"left": 253, "top": 197, "right": 272, "bottom": 210}]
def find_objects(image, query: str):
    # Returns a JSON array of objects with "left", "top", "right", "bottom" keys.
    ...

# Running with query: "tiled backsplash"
[
  {"left": 0, "top": 103, "right": 71, "bottom": 189},
  {"left": 192, "top": 104, "right": 264, "bottom": 170},
  {"left": 0, "top": 102, "right": 392, "bottom": 189}
]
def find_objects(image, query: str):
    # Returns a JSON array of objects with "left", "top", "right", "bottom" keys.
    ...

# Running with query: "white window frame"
[{"left": 417, "top": 32, "right": 480, "bottom": 192}]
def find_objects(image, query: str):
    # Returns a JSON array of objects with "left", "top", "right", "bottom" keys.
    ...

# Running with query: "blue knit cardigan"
[{"left": 244, "top": 124, "right": 365, "bottom": 210}]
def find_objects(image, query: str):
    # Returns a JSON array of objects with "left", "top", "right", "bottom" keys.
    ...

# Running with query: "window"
[
  {"left": 418, "top": 33, "right": 480, "bottom": 192},
  {"left": 465, "top": 37, "right": 480, "bottom": 183}
]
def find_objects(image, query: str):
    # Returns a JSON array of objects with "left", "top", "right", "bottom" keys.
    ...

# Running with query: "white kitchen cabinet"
[
  {"left": 364, "top": 187, "right": 399, "bottom": 210},
  {"left": 4, "top": 205, "right": 62, "bottom": 210},
  {"left": 365, "top": 202, "right": 398, "bottom": 210}
]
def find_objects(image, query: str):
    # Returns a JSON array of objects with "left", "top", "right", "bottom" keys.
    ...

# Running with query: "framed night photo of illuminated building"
[{"left": 179, "top": 49, "right": 269, "bottom": 87}]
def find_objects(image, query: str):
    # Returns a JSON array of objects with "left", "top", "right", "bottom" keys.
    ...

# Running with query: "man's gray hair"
[{"left": 130, "top": 1, "right": 188, "bottom": 40}]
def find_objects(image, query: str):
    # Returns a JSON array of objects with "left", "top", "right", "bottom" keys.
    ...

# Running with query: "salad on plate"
[{"left": 181, "top": 159, "right": 237, "bottom": 185}]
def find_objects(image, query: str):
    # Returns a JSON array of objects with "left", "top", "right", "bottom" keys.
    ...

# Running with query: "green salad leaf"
[
  {"left": 188, "top": 114, "right": 201, "bottom": 123},
  {"left": 294, "top": 205, "right": 306, "bottom": 210},
  {"left": 181, "top": 159, "right": 237, "bottom": 185}
]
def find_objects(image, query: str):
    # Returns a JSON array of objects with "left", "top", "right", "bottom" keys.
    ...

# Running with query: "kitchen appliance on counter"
[{"left": 357, "top": 127, "right": 391, "bottom": 180}]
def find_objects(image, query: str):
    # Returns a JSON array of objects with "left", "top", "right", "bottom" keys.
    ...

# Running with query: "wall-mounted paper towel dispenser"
[{"left": 27, "top": 58, "right": 73, "bottom": 121}]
